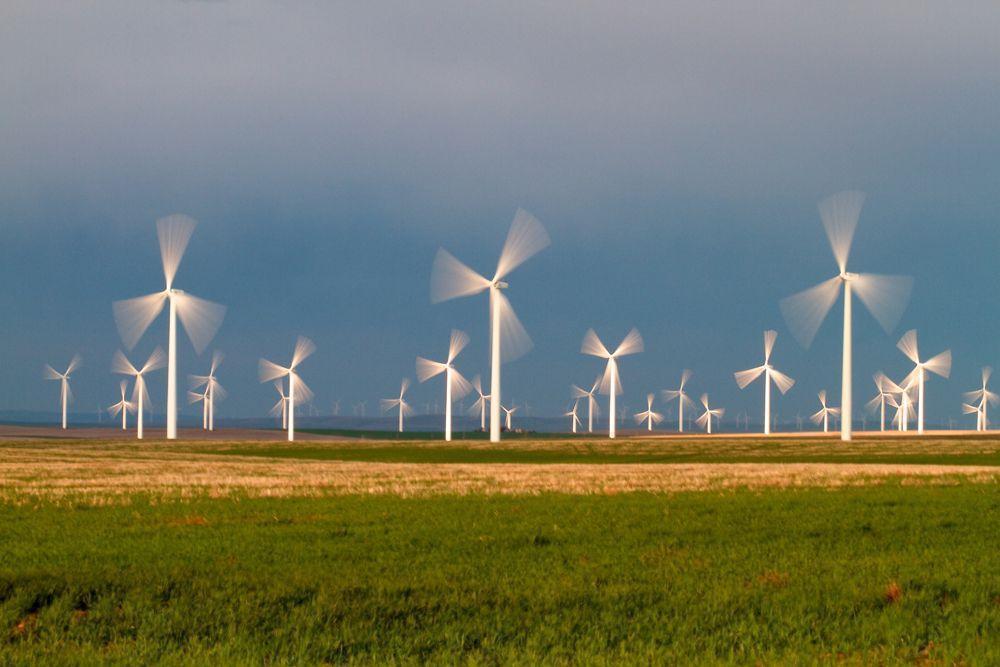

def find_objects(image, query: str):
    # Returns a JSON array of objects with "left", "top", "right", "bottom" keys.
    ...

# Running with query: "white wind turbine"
[
  {"left": 502, "top": 404, "right": 518, "bottom": 431},
  {"left": 112, "top": 347, "right": 165, "bottom": 440},
  {"left": 734, "top": 330, "right": 795, "bottom": 435},
  {"left": 258, "top": 336, "right": 315, "bottom": 442},
  {"left": 107, "top": 380, "right": 135, "bottom": 430},
  {"left": 810, "top": 390, "right": 840, "bottom": 433},
  {"left": 634, "top": 393, "right": 664, "bottom": 431},
  {"left": 187, "top": 387, "right": 210, "bottom": 429},
  {"left": 571, "top": 378, "right": 601, "bottom": 433},
  {"left": 695, "top": 394, "right": 724, "bottom": 434},
  {"left": 581, "top": 328, "right": 644, "bottom": 439},
  {"left": 564, "top": 399, "right": 582, "bottom": 434},
  {"left": 963, "top": 367, "right": 998, "bottom": 432},
  {"left": 429, "top": 209, "right": 550, "bottom": 443},
  {"left": 416, "top": 330, "right": 473, "bottom": 442},
  {"left": 380, "top": 378, "right": 413, "bottom": 433},
  {"left": 468, "top": 375, "right": 490, "bottom": 431},
  {"left": 190, "top": 351, "right": 225, "bottom": 432},
  {"left": 112, "top": 215, "right": 226, "bottom": 440},
  {"left": 781, "top": 191, "right": 912, "bottom": 441},
  {"left": 896, "top": 330, "right": 951, "bottom": 434},
  {"left": 43, "top": 354, "right": 81, "bottom": 429},
  {"left": 270, "top": 381, "right": 289, "bottom": 430},
  {"left": 865, "top": 372, "right": 901, "bottom": 433},
  {"left": 662, "top": 370, "right": 695, "bottom": 433}
]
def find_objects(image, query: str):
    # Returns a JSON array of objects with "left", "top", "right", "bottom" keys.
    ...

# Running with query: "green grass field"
[{"left": 0, "top": 436, "right": 998, "bottom": 664}]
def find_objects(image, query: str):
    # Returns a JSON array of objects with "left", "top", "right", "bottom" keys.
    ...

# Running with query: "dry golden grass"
[{"left": 0, "top": 439, "right": 997, "bottom": 505}]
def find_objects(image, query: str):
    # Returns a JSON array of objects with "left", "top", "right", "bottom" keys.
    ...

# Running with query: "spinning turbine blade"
[
  {"left": 173, "top": 292, "right": 227, "bottom": 355},
  {"left": 494, "top": 290, "right": 533, "bottom": 362},
  {"left": 258, "top": 359, "right": 290, "bottom": 383},
  {"left": 613, "top": 328, "right": 644, "bottom": 357},
  {"left": 141, "top": 347, "right": 167, "bottom": 374},
  {"left": 580, "top": 329, "right": 611, "bottom": 358},
  {"left": 763, "top": 330, "right": 777, "bottom": 362},
  {"left": 734, "top": 366, "right": 765, "bottom": 389},
  {"left": 429, "top": 249, "right": 490, "bottom": 303},
  {"left": 780, "top": 276, "right": 841, "bottom": 348},
  {"left": 42, "top": 365, "right": 61, "bottom": 380},
  {"left": 292, "top": 375, "right": 314, "bottom": 404},
  {"left": 415, "top": 357, "right": 448, "bottom": 382},
  {"left": 923, "top": 350, "right": 952, "bottom": 378},
  {"left": 819, "top": 190, "right": 865, "bottom": 273},
  {"left": 157, "top": 214, "right": 197, "bottom": 289},
  {"left": 852, "top": 274, "right": 913, "bottom": 335},
  {"left": 598, "top": 360, "right": 622, "bottom": 395},
  {"left": 290, "top": 336, "right": 316, "bottom": 369},
  {"left": 210, "top": 351, "right": 224, "bottom": 375},
  {"left": 65, "top": 354, "right": 82, "bottom": 376},
  {"left": 449, "top": 369, "right": 473, "bottom": 401},
  {"left": 494, "top": 208, "right": 551, "bottom": 281},
  {"left": 770, "top": 369, "right": 796, "bottom": 394},
  {"left": 447, "top": 329, "right": 471, "bottom": 363},
  {"left": 113, "top": 292, "right": 168, "bottom": 351}
]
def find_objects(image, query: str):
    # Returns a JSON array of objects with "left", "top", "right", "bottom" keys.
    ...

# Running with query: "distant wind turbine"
[
  {"left": 190, "top": 351, "right": 225, "bottom": 432},
  {"left": 662, "top": 370, "right": 695, "bottom": 433},
  {"left": 416, "top": 330, "right": 473, "bottom": 441},
  {"left": 564, "top": 400, "right": 582, "bottom": 434},
  {"left": 107, "top": 380, "right": 135, "bottom": 430},
  {"left": 810, "top": 390, "right": 839, "bottom": 433},
  {"left": 634, "top": 393, "right": 664, "bottom": 431},
  {"left": 781, "top": 191, "right": 912, "bottom": 441},
  {"left": 187, "top": 387, "right": 210, "bottom": 429},
  {"left": 468, "top": 375, "right": 490, "bottom": 431},
  {"left": 571, "top": 378, "right": 601, "bottom": 433},
  {"left": 581, "top": 328, "right": 644, "bottom": 439},
  {"left": 112, "top": 347, "right": 165, "bottom": 440},
  {"left": 430, "top": 210, "right": 550, "bottom": 443},
  {"left": 695, "top": 394, "right": 724, "bottom": 434},
  {"left": 734, "top": 330, "right": 795, "bottom": 435},
  {"left": 259, "top": 337, "right": 315, "bottom": 442},
  {"left": 43, "top": 354, "right": 81, "bottom": 430},
  {"left": 270, "top": 381, "right": 288, "bottom": 429},
  {"left": 896, "top": 330, "right": 951, "bottom": 434},
  {"left": 865, "top": 372, "right": 901, "bottom": 432},
  {"left": 502, "top": 404, "right": 518, "bottom": 431},
  {"left": 963, "top": 367, "right": 998, "bottom": 432},
  {"left": 112, "top": 215, "right": 226, "bottom": 439},
  {"left": 380, "top": 378, "right": 413, "bottom": 433}
]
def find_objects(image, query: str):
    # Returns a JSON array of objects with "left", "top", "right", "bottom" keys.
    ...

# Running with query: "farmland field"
[{"left": 0, "top": 433, "right": 998, "bottom": 664}]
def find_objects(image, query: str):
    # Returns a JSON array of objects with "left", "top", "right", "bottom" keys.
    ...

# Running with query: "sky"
[{"left": 2, "top": 1, "right": 999, "bottom": 426}]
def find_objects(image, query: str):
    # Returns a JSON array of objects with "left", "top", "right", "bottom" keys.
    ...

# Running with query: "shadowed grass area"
[{"left": 0, "top": 484, "right": 997, "bottom": 663}]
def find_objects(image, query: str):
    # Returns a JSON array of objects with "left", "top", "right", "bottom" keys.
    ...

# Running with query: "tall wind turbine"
[
  {"left": 634, "top": 393, "right": 664, "bottom": 431},
  {"left": 896, "top": 330, "right": 951, "bottom": 434},
  {"left": 810, "top": 390, "right": 839, "bottom": 433},
  {"left": 662, "top": 370, "right": 694, "bottom": 433},
  {"left": 468, "top": 375, "right": 490, "bottom": 431},
  {"left": 112, "top": 347, "right": 166, "bottom": 440},
  {"left": 963, "top": 367, "right": 998, "bottom": 432},
  {"left": 695, "top": 394, "right": 724, "bottom": 434},
  {"left": 380, "top": 379, "right": 413, "bottom": 433},
  {"left": 258, "top": 337, "right": 315, "bottom": 442},
  {"left": 429, "top": 210, "right": 550, "bottom": 443},
  {"left": 501, "top": 404, "right": 518, "bottom": 431},
  {"left": 43, "top": 355, "right": 81, "bottom": 429},
  {"left": 564, "top": 400, "right": 582, "bottom": 434},
  {"left": 107, "top": 380, "right": 135, "bottom": 430},
  {"left": 416, "top": 330, "right": 472, "bottom": 441},
  {"left": 581, "top": 328, "right": 644, "bottom": 439},
  {"left": 780, "top": 191, "right": 912, "bottom": 441},
  {"left": 190, "top": 351, "right": 225, "bottom": 432},
  {"left": 865, "top": 372, "right": 901, "bottom": 433},
  {"left": 734, "top": 330, "right": 795, "bottom": 435},
  {"left": 571, "top": 378, "right": 601, "bottom": 433},
  {"left": 112, "top": 215, "right": 226, "bottom": 439}
]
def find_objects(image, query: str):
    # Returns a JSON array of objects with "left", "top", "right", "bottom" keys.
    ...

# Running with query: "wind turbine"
[
  {"left": 865, "top": 372, "right": 901, "bottom": 433},
  {"left": 662, "top": 370, "right": 695, "bottom": 433},
  {"left": 963, "top": 367, "right": 998, "bottom": 432},
  {"left": 581, "top": 328, "right": 644, "bottom": 439},
  {"left": 429, "top": 209, "right": 550, "bottom": 443},
  {"left": 468, "top": 375, "right": 490, "bottom": 431},
  {"left": 634, "top": 393, "right": 664, "bottom": 431},
  {"left": 695, "top": 394, "right": 724, "bottom": 434},
  {"left": 43, "top": 355, "right": 81, "bottom": 429},
  {"left": 270, "top": 381, "right": 288, "bottom": 429},
  {"left": 502, "top": 404, "right": 518, "bottom": 431},
  {"left": 187, "top": 387, "right": 210, "bottom": 429},
  {"left": 107, "top": 380, "right": 135, "bottom": 430},
  {"left": 734, "top": 330, "right": 795, "bottom": 435},
  {"left": 258, "top": 337, "right": 315, "bottom": 442},
  {"left": 380, "top": 378, "right": 413, "bottom": 433},
  {"left": 780, "top": 191, "right": 912, "bottom": 441},
  {"left": 810, "top": 390, "right": 840, "bottom": 433},
  {"left": 564, "top": 400, "right": 582, "bottom": 434},
  {"left": 416, "top": 330, "right": 473, "bottom": 441},
  {"left": 112, "top": 347, "right": 166, "bottom": 440},
  {"left": 112, "top": 215, "right": 226, "bottom": 440},
  {"left": 571, "top": 378, "right": 601, "bottom": 433},
  {"left": 189, "top": 351, "right": 225, "bottom": 432},
  {"left": 896, "top": 330, "right": 951, "bottom": 434}
]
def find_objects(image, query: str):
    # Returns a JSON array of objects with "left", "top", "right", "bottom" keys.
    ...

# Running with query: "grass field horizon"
[{"left": 1, "top": 434, "right": 997, "bottom": 663}]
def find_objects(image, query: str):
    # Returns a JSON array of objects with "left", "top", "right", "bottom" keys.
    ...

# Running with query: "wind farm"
[{"left": 4, "top": 3, "right": 1000, "bottom": 663}]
